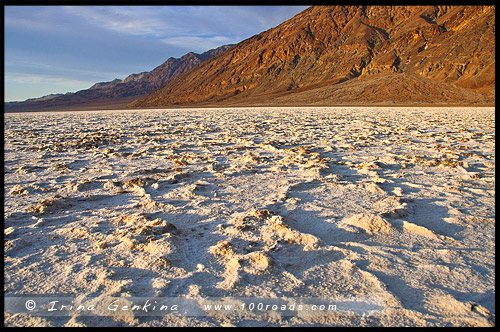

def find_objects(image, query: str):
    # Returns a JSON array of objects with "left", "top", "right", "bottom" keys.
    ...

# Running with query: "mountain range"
[
  {"left": 4, "top": 45, "right": 233, "bottom": 112},
  {"left": 131, "top": 5, "right": 494, "bottom": 107},
  {"left": 5, "top": 5, "right": 495, "bottom": 111}
]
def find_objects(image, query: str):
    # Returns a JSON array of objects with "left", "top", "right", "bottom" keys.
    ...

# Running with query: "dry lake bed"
[{"left": 4, "top": 107, "right": 495, "bottom": 327}]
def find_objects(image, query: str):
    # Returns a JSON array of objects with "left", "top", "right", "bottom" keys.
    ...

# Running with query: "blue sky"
[{"left": 4, "top": 6, "right": 309, "bottom": 102}]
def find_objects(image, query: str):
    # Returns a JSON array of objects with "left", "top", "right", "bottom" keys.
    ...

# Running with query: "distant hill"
[
  {"left": 4, "top": 45, "right": 233, "bottom": 112},
  {"left": 131, "top": 5, "right": 494, "bottom": 107}
]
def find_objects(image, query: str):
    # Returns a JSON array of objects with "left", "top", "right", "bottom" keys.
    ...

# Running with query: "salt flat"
[{"left": 4, "top": 107, "right": 495, "bottom": 327}]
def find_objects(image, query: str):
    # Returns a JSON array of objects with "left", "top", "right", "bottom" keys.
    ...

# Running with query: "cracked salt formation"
[{"left": 4, "top": 107, "right": 495, "bottom": 327}]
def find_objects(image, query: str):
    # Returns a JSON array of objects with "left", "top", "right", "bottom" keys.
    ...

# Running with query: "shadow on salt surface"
[
  {"left": 162, "top": 271, "right": 226, "bottom": 298},
  {"left": 278, "top": 206, "right": 363, "bottom": 246},
  {"left": 74, "top": 193, "right": 141, "bottom": 210},
  {"left": 328, "top": 164, "right": 365, "bottom": 181},
  {"left": 142, "top": 210, "right": 231, "bottom": 270},
  {"left": 285, "top": 180, "right": 322, "bottom": 198},
  {"left": 436, "top": 285, "right": 495, "bottom": 315},
  {"left": 351, "top": 262, "right": 494, "bottom": 325},
  {"left": 356, "top": 267, "right": 425, "bottom": 311},
  {"left": 9, "top": 164, "right": 47, "bottom": 174},
  {"left": 104, "top": 266, "right": 161, "bottom": 297},
  {"left": 405, "top": 198, "right": 466, "bottom": 240},
  {"left": 7, "top": 192, "right": 141, "bottom": 231},
  {"left": 89, "top": 173, "right": 120, "bottom": 181},
  {"left": 267, "top": 244, "right": 346, "bottom": 278}
]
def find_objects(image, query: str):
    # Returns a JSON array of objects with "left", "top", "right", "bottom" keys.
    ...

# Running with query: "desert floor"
[{"left": 4, "top": 107, "right": 495, "bottom": 327}]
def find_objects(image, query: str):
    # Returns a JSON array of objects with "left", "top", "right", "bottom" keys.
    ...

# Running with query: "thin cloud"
[
  {"left": 162, "top": 36, "right": 232, "bottom": 53},
  {"left": 60, "top": 6, "right": 308, "bottom": 41},
  {"left": 5, "top": 56, "right": 130, "bottom": 82},
  {"left": 62, "top": 6, "right": 179, "bottom": 37},
  {"left": 5, "top": 72, "right": 96, "bottom": 87}
]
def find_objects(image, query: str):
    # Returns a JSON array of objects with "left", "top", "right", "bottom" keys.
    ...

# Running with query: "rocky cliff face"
[
  {"left": 5, "top": 45, "right": 233, "bottom": 111},
  {"left": 131, "top": 6, "right": 494, "bottom": 107}
]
